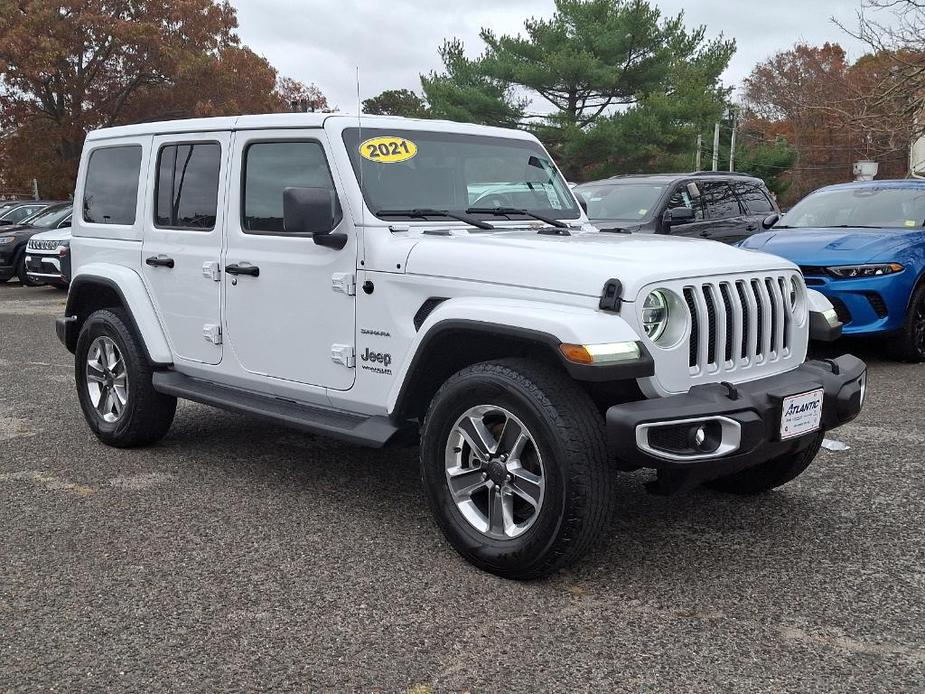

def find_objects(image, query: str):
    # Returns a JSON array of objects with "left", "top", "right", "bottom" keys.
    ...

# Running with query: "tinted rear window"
[
  {"left": 735, "top": 183, "right": 774, "bottom": 214},
  {"left": 155, "top": 143, "right": 222, "bottom": 230},
  {"left": 83, "top": 146, "right": 142, "bottom": 225}
]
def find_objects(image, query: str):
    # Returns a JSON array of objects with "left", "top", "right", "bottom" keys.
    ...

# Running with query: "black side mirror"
[
  {"left": 575, "top": 193, "right": 588, "bottom": 214},
  {"left": 283, "top": 187, "right": 346, "bottom": 250},
  {"left": 762, "top": 212, "right": 780, "bottom": 229},
  {"left": 662, "top": 206, "right": 696, "bottom": 228}
]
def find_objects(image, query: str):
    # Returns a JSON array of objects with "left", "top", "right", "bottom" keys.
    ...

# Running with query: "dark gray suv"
[{"left": 574, "top": 172, "right": 780, "bottom": 245}]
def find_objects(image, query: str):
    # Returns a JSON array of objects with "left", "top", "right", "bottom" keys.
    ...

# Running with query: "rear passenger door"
[
  {"left": 733, "top": 183, "right": 778, "bottom": 241},
  {"left": 696, "top": 181, "right": 750, "bottom": 244},
  {"left": 141, "top": 133, "right": 229, "bottom": 365}
]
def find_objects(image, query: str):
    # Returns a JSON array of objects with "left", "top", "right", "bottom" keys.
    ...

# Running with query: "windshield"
[
  {"left": 342, "top": 128, "right": 579, "bottom": 222},
  {"left": 575, "top": 183, "right": 666, "bottom": 221},
  {"left": 27, "top": 204, "right": 72, "bottom": 229},
  {"left": 780, "top": 186, "right": 925, "bottom": 229}
]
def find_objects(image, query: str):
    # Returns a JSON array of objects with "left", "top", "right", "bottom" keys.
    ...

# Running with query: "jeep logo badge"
[{"left": 360, "top": 347, "right": 392, "bottom": 367}]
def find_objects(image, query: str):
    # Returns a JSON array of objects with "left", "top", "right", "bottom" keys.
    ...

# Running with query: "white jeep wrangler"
[{"left": 57, "top": 114, "right": 866, "bottom": 579}]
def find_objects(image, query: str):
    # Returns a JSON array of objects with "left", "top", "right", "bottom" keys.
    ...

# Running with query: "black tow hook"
[
  {"left": 820, "top": 358, "right": 841, "bottom": 375},
  {"left": 720, "top": 381, "right": 740, "bottom": 400}
]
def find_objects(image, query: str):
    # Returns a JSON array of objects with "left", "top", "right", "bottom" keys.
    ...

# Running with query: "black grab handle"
[
  {"left": 225, "top": 263, "right": 259, "bottom": 277},
  {"left": 145, "top": 255, "right": 175, "bottom": 268}
]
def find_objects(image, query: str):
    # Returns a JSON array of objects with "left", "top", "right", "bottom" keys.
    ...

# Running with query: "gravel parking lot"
[{"left": 1, "top": 281, "right": 923, "bottom": 693}]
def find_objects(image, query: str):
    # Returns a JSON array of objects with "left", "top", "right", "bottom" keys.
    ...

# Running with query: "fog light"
[
  {"left": 693, "top": 426, "right": 706, "bottom": 447},
  {"left": 688, "top": 421, "right": 721, "bottom": 453}
]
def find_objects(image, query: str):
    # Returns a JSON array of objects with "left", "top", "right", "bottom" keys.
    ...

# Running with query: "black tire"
[
  {"left": 703, "top": 432, "right": 824, "bottom": 495},
  {"left": 75, "top": 309, "right": 176, "bottom": 447},
  {"left": 889, "top": 281, "right": 925, "bottom": 362},
  {"left": 420, "top": 358, "right": 612, "bottom": 580},
  {"left": 16, "top": 254, "right": 43, "bottom": 287}
]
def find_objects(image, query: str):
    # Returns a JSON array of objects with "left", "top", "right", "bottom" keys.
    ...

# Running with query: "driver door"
[{"left": 222, "top": 130, "right": 357, "bottom": 390}]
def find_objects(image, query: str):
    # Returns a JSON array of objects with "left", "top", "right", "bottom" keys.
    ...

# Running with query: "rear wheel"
[
  {"left": 75, "top": 309, "right": 176, "bottom": 447},
  {"left": 703, "top": 432, "right": 824, "bottom": 495},
  {"left": 420, "top": 358, "right": 612, "bottom": 580},
  {"left": 890, "top": 282, "right": 925, "bottom": 362}
]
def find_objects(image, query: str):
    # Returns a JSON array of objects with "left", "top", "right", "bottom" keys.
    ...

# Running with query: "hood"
[
  {"left": 0, "top": 223, "right": 37, "bottom": 239},
  {"left": 404, "top": 228, "right": 797, "bottom": 300},
  {"left": 740, "top": 227, "right": 918, "bottom": 265},
  {"left": 28, "top": 228, "right": 71, "bottom": 243}
]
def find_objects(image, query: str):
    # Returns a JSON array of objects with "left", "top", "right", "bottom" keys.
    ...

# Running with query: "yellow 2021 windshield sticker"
[{"left": 360, "top": 136, "right": 417, "bottom": 163}]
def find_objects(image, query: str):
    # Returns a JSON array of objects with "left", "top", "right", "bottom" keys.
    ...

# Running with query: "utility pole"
[
  {"left": 711, "top": 122, "right": 720, "bottom": 172},
  {"left": 729, "top": 111, "right": 737, "bottom": 172},
  {"left": 695, "top": 134, "right": 702, "bottom": 170}
]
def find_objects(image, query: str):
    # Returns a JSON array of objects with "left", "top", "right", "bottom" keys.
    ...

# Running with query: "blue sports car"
[{"left": 740, "top": 180, "right": 925, "bottom": 361}]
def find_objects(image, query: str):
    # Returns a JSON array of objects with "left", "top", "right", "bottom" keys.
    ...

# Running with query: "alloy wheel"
[
  {"left": 914, "top": 296, "right": 925, "bottom": 356},
  {"left": 85, "top": 336, "right": 128, "bottom": 423},
  {"left": 444, "top": 405, "right": 545, "bottom": 540}
]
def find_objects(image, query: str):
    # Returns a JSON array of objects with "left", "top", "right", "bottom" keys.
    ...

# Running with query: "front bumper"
[
  {"left": 607, "top": 354, "right": 866, "bottom": 491},
  {"left": 803, "top": 272, "right": 910, "bottom": 335},
  {"left": 24, "top": 251, "right": 70, "bottom": 284},
  {"left": 0, "top": 250, "right": 15, "bottom": 280}
]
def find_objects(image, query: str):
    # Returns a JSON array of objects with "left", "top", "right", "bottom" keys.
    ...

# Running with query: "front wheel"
[
  {"left": 890, "top": 282, "right": 925, "bottom": 362},
  {"left": 75, "top": 309, "right": 177, "bottom": 447},
  {"left": 420, "top": 358, "right": 612, "bottom": 580},
  {"left": 703, "top": 432, "right": 824, "bottom": 495},
  {"left": 16, "top": 255, "right": 44, "bottom": 287}
]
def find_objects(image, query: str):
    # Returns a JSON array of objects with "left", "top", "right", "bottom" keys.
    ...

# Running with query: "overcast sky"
[{"left": 232, "top": 0, "right": 874, "bottom": 111}]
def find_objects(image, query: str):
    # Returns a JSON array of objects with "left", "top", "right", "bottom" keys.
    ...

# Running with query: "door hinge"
[
  {"left": 331, "top": 272, "right": 356, "bottom": 296},
  {"left": 331, "top": 344, "right": 355, "bottom": 368},
  {"left": 203, "top": 324, "right": 222, "bottom": 345},
  {"left": 202, "top": 261, "right": 221, "bottom": 281}
]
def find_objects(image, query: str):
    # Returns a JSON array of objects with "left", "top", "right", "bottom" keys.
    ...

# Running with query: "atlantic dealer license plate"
[{"left": 780, "top": 388, "right": 824, "bottom": 440}]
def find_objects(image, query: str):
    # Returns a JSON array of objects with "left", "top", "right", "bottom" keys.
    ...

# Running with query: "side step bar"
[{"left": 152, "top": 371, "right": 400, "bottom": 448}]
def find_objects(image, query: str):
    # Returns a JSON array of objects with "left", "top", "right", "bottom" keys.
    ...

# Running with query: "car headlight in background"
[
  {"left": 0, "top": 236, "right": 14, "bottom": 245},
  {"left": 826, "top": 263, "right": 903, "bottom": 278},
  {"left": 642, "top": 290, "right": 669, "bottom": 341}
]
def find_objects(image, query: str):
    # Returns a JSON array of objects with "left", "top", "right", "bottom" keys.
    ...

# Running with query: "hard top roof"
[{"left": 84, "top": 113, "right": 538, "bottom": 143}]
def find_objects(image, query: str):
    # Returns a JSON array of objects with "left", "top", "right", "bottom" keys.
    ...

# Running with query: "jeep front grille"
[{"left": 684, "top": 274, "right": 796, "bottom": 373}]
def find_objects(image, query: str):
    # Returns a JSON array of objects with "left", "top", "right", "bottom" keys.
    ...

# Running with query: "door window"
[
  {"left": 155, "top": 143, "right": 222, "bottom": 230},
  {"left": 83, "top": 146, "right": 143, "bottom": 225},
  {"left": 700, "top": 182, "right": 741, "bottom": 220},
  {"left": 666, "top": 187, "right": 704, "bottom": 220},
  {"left": 242, "top": 141, "right": 340, "bottom": 234},
  {"left": 734, "top": 183, "right": 775, "bottom": 214}
]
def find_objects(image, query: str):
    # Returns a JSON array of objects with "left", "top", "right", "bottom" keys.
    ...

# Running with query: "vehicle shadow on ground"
[{"left": 152, "top": 405, "right": 836, "bottom": 581}]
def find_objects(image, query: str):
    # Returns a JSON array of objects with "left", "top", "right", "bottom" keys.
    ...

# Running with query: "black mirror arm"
[{"left": 313, "top": 232, "right": 348, "bottom": 250}]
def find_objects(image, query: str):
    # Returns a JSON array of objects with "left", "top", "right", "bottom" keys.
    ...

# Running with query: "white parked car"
[
  {"left": 57, "top": 114, "right": 866, "bottom": 578},
  {"left": 25, "top": 219, "right": 73, "bottom": 287}
]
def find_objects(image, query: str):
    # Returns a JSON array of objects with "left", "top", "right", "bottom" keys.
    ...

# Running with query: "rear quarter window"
[
  {"left": 734, "top": 183, "right": 775, "bottom": 214},
  {"left": 82, "top": 146, "right": 143, "bottom": 225}
]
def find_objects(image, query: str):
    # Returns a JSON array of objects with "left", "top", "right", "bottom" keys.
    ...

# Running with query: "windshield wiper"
[
  {"left": 376, "top": 208, "right": 495, "bottom": 230},
  {"left": 466, "top": 206, "right": 568, "bottom": 229},
  {"left": 819, "top": 225, "right": 885, "bottom": 229}
]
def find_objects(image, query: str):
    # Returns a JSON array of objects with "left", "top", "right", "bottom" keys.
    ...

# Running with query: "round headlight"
[{"left": 642, "top": 290, "right": 669, "bottom": 341}]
